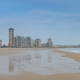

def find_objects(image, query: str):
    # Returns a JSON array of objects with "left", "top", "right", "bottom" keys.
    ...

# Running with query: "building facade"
[
  {"left": 16, "top": 36, "right": 21, "bottom": 47},
  {"left": 0, "top": 40, "right": 2, "bottom": 47},
  {"left": 26, "top": 37, "right": 31, "bottom": 47},
  {"left": 31, "top": 39, "right": 34, "bottom": 47},
  {"left": 35, "top": 39, "right": 41, "bottom": 47},
  {"left": 41, "top": 43, "right": 46, "bottom": 47},
  {"left": 47, "top": 38, "right": 53, "bottom": 47},
  {"left": 13, "top": 37, "right": 17, "bottom": 47},
  {"left": 24, "top": 38, "right": 26, "bottom": 47},
  {"left": 21, "top": 37, "right": 25, "bottom": 47},
  {"left": 8, "top": 28, "right": 14, "bottom": 47}
]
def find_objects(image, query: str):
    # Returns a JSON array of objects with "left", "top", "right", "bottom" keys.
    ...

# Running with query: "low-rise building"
[
  {"left": 41, "top": 43, "right": 46, "bottom": 47},
  {"left": 45, "top": 43, "right": 50, "bottom": 47},
  {"left": 56, "top": 45, "right": 63, "bottom": 48},
  {"left": 67, "top": 45, "right": 77, "bottom": 48}
]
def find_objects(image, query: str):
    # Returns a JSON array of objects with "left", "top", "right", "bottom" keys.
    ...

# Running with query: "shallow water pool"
[{"left": 0, "top": 49, "right": 80, "bottom": 75}]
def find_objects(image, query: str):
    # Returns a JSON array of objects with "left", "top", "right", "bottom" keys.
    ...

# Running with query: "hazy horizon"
[{"left": 0, "top": 0, "right": 80, "bottom": 45}]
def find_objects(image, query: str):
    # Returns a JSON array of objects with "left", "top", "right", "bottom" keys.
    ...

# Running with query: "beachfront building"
[
  {"left": 67, "top": 45, "right": 77, "bottom": 48},
  {"left": 26, "top": 37, "right": 31, "bottom": 47},
  {"left": 41, "top": 43, "right": 46, "bottom": 47},
  {"left": 16, "top": 36, "right": 22, "bottom": 47},
  {"left": 0, "top": 40, "right": 2, "bottom": 47},
  {"left": 8, "top": 28, "right": 14, "bottom": 47},
  {"left": 31, "top": 39, "right": 34, "bottom": 47},
  {"left": 35, "top": 39, "right": 41, "bottom": 47},
  {"left": 56, "top": 45, "right": 63, "bottom": 48},
  {"left": 21, "top": 37, "right": 25, "bottom": 48},
  {"left": 24, "top": 38, "right": 26, "bottom": 47},
  {"left": 25, "top": 38, "right": 27, "bottom": 47},
  {"left": 47, "top": 38, "right": 53, "bottom": 47},
  {"left": 13, "top": 37, "right": 17, "bottom": 47},
  {"left": 45, "top": 43, "right": 50, "bottom": 47},
  {"left": 33, "top": 40, "right": 36, "bottom": 47}
]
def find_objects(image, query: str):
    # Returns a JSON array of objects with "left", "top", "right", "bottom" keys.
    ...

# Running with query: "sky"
[{"left": 0, "top": 0, "right": 80, "bottom": 45}]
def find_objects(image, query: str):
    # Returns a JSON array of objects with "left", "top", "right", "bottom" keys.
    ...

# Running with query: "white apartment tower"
[{"left": 8, "top": 28, "right": 14, "bottom": 47}]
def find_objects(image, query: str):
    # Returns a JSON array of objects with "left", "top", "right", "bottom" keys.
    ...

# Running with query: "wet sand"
[
  {"left": 0, "top": 48, "right": 49, "bottom": 56},
  {"left": 53, "top": 49, "right": 80, "bottom": 62},
  {"left": 0, "top": 72, "right": 80, "bottom": 80},
  {"left": 0, "top": 48, "right": 80, "bottom": 80}
]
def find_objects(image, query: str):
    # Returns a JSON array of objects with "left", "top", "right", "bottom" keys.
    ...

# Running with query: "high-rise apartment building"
[
  {"left": 24, "top": 38, "right": 26, "bottom": 47},
  {"left": 8, "top": 28, "right": 14, "bottom": 47},
  {"left": 21, "top": 37, "right": 25, "bottom": 47},
  {"left": 35, "top": 39, "right": 41, "bottom": 47},
  {"left": 16, "top": 36, "right": 21, "bottom": 47},
  {"left": 13, "top": 37, "right": 17, "bottom": 47},
  {"left": 31, "top": 39, "right": 34, "bottom": 47},
  {"left": 47, "top": 38, "right": 53, "bottom": 47},
  {"left": 0, "top": 40, "right": 2, "bottom": 47},
  {"left": 26, "top": 37, "right": 31, "bottom": 47}
]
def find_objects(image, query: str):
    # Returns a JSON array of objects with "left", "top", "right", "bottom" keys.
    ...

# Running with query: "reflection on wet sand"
[
  {"left": 0, "top": 50, "right": 80, "bottom": 75},
  {"left": 48, "top": 53, "right": 52, "bottom": 62},
  {"left": 9, "top": 58, "right": 14, "bottom": 72},
  {"left": 35, "top": 51, "right": 41, "bottom": 59},
  {"left": 8, "top": 54, "right": 32, "bottom": 73}
]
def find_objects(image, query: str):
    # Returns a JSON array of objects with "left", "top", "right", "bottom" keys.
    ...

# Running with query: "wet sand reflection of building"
[
  {"left": 35, "top": 51, "right": 41, "bottom": 59},
  {"left": 25, "top": 54, "right": 32, "bottom": 61},
  {"left": 9, "top": 57, "right": 14, "bottom": 72},
  {"left": 9, "top": 54, "right": 32, "bottom": 72},
  {"left": 48, "top": 53, "right": 52, "bottom": 62}
]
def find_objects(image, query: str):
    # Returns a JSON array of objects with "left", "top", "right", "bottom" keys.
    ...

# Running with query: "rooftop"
[
  {"left": 9, "top": 28, "right": 14, "bottom": 30},
  {"left": 36, "top": 39, "right": 41, "bottom": 40},
  {"left": 26, "top": 37, "right": 31, "bottom": 38}
]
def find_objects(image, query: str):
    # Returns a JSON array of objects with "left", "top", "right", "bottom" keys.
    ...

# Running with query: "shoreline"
[
  {"left": 0, "top": 48, "right": 51, "bottom": 56},
  {"left": 53, "top": 49, "right": 80, "bottom": 62},
  {"left": 0, "top": 48, "right": 80, "bottom": 80}
]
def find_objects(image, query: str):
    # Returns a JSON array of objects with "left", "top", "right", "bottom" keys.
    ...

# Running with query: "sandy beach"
[
  {"left": 0, "top": 48, "right": 48, "bottom": 56},
  {"left": 0, "top": 48, "right": 80, "bottom": 80},
  {"left": 53, "top": 49, "right": 80, "bottom": 62},
  {"left": 0, "top": 72, "right": 80, "bottom": 80}
]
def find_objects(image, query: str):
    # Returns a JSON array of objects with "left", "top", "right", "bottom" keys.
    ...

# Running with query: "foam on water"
[
  {"left": 0, "top": 49, "right": 80, "bottom": 75},
  {"left": 59, "top": 48, "right": 80, "bottom": 53}
]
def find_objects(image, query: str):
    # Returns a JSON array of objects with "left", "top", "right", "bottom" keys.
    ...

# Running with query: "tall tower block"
[{"left": 8, "top": 28, "right": 14, "bottom": 47}]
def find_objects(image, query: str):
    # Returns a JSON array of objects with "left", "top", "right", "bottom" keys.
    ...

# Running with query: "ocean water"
[
  {"left": 0, "top": 49, "right": 80, "bottom": 75},
  {"left": 58, "top": 48, "right": 80, "bottom": 53}
]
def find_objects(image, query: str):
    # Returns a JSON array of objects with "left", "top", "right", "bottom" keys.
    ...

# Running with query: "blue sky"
[{"left": 0, "top": 0, "right": 80, "bottom": 45}]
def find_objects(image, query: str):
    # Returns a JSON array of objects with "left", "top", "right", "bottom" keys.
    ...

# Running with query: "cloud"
[
  {"left": 0, "top": 10, "right": 80, "bottom": 45},
  {"left": 0, "top": 10, "right": 80, "bottom": 28},
  {"left": 0, "top": 0, "right": 80, "bottom": 11}
]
